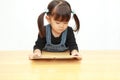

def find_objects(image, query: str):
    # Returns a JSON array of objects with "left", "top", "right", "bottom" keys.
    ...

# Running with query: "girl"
[{"left": 30, "top": 0, "right": 82, "bottom": 59}]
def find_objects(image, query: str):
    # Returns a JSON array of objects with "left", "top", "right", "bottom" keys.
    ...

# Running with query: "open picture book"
[{"left": 29, "top": 51, "right": 81, "bottom": 60}]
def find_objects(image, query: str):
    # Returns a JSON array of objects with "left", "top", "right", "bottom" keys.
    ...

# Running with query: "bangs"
[{"left": 51, "top": 4, "right": 71, "bottom": 22}]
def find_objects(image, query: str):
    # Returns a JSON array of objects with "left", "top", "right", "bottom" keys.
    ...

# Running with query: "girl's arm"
[
  {"left": 66, "top": 27, "right": 79, "bottom": 53},
  {"left": 33, "top": 34, "right": 46, "bottom": 51},
  {"left": 66, "top": 27, "right": 82, "bottom": 59},
  {"left": 33, "top": 34, "right": 46, "bottom": 55}
]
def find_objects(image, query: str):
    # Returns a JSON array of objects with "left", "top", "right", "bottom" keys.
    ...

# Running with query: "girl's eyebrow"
[{"left": 55, "top": 20, "right": 68, "bottom": 22}]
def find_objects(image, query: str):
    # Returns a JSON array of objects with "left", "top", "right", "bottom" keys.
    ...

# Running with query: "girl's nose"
[{"left": 60, "top": 24, "right": 64, "bottom": 28}]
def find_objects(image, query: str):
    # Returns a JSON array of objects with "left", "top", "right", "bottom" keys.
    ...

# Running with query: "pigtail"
[
  {"left": 73, "top": 13, "right": 80, "bottom": 32},
  {"left": 37, "top": 12, "right": 46, "bottom": 38}
]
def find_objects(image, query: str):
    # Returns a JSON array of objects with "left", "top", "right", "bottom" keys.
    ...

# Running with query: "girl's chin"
[
  {"left": 57, "top": 30, "right": 64, "bottom": 34},
  {"left": 58, "top": 29, "right": 65, "bottom": 33},
  {"left": 54, "top": 29, "right": 65, "bottom": 35},
  {"left": 55, "top": 32, "right": 62, "bottom": 35}
]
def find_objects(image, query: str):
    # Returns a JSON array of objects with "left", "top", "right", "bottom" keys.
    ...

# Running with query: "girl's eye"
[
  {"left": 56, "top": 22, "right": 60, "bottom": 24},
  {"left": 64, "top": 22, "right": 68, "bottom": 24}
]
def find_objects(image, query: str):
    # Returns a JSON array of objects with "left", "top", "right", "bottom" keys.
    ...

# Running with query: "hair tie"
[
  {"left": 45, "top": 9, "right": 49, "bottom": 13},
  {"left": 71, "top": 10, "right": 75, "bottom": 14}
]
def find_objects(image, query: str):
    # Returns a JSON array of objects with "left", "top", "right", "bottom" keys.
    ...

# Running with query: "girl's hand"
[
  {"left": 29, "top": 49, "right": 41, "bottom": 59},
  {"left": 33, "top": 49, "right": 41, "bottom": 56},
  {"left": 71, "top": 50, "right": 82, "bottom": 59}
]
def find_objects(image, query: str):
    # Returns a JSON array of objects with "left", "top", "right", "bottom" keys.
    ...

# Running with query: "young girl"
[{"left": 30, "top": 0, "right": 82, "bottom": 59}]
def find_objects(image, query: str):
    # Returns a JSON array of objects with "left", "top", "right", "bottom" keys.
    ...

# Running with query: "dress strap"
[
  {"left": 45, "top": 24, "right": 51, "bottom": 44},
  {"left": 60, "top": 29, "right": 67, "bottom": 45}
]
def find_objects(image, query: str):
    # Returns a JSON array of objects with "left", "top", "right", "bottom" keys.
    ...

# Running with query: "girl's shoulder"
[
  {"left": 67, "top": 26, "right": 74, "bottom": 36},
  {"left": 67, "top": 26, "right": 74, "bottom": 32}
]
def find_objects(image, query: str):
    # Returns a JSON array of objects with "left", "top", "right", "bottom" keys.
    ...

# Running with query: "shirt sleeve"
[
  {"left": 66, "top": 27, "right": 79, "bottom": 52},
  {"left": 33, "top": 34, "right": 46, "bottom": 51}
]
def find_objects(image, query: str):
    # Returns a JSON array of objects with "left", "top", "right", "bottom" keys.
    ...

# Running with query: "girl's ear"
[{"left": 46, "top": 15, "right": 51, "bottom": 23}]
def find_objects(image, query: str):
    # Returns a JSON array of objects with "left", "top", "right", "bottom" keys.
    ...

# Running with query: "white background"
[{"left": 0, "top": 0, "right": 120, "bottom": 50}]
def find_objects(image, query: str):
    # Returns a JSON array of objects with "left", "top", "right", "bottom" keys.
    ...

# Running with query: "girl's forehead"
[{"left": 51, "top": 16, "right": 69, "bottom": 22}]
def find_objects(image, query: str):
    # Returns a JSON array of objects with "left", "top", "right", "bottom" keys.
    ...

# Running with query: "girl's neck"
[{"left": 51, "top": 30, "right": 61, "bottom": 38}]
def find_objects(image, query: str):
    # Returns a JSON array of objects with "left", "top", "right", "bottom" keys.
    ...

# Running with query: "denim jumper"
[{"left": 43, "top": 24, "right": 68, "bottom": 52}]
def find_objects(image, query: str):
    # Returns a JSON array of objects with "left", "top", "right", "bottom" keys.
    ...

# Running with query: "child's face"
[{"left": 47, "top": 16, "right": 69, "bottom": 35}]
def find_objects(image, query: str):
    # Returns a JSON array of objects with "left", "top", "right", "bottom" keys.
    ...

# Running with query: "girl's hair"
[{"left": 37, "top": 0, "right": 80, "bottom": 38}]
